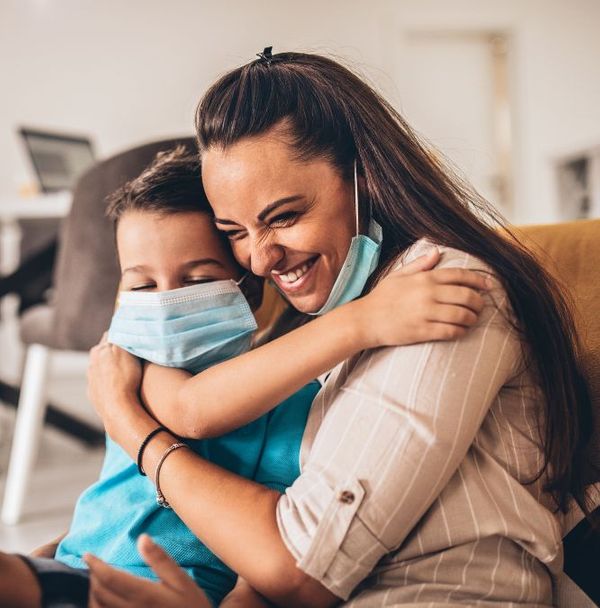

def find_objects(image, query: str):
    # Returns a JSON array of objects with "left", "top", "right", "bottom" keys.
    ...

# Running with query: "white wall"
[{"left": 1, "top": 0, "right": 599, "bottom": 223}]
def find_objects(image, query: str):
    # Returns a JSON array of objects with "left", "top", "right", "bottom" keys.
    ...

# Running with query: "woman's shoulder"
[
  {"left": 391, "top": 238, "right": 493, "bottom": 275},
  {"left": 389, "top": 238, "right": 512, "bottom": 319}
]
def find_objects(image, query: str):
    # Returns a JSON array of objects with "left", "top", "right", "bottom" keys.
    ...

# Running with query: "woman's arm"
[
  {"left": 140, "top": 251, "right": 490, "bottom": 438},
  {"left": 220, "top": 578, "right": 274, "bottom": 607},
  {"left": 88, "top": 378, "right": 337, "bottom": 607}
]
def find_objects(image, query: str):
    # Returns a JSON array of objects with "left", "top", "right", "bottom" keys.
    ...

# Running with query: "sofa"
[{"left": 518, "top": 219, "right": 600, "bottom": 606}]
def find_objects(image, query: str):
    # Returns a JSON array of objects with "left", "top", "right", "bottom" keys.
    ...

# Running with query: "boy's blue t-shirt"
[{"left": 55, "top": 381, "right": 319, "bottom": 607}]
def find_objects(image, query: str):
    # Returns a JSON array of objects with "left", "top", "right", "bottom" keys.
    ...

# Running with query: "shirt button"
[{"left": 338, "top": 490, "right": 355, "bottom": 504}]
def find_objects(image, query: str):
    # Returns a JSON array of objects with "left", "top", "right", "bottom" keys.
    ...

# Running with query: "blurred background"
[{"left": 0, "top": 0, "right": 599, "bottom": 551}]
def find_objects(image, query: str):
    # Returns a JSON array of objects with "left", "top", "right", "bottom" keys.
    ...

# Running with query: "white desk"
[
  {"left": 0, "top": 192, "right": 71, "bottom": 274},
  {"left": 0, "top": 191, "right": 71, "bottom": 221}
]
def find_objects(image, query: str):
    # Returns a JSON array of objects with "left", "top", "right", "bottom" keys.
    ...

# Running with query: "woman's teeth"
[{"left": 278, "top": 260, "right": 314, "bottom": 284}]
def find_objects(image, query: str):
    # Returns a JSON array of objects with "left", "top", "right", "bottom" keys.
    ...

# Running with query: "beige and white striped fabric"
[{"left": 276, "top": 240, "right": 562, "bottom": 607}]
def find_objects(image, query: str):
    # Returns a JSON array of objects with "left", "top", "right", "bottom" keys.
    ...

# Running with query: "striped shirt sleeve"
[{"left": 276, "top": 246, "right": 523, "bottom": 600}]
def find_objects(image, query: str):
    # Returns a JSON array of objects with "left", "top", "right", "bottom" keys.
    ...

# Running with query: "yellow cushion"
[{"left": 516, "top": 219, "right": 600, "bottom": 418}]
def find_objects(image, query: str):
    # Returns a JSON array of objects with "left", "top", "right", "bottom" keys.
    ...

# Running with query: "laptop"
[{"left": 19, "top": 127, "right": 96, "bottom": 193}]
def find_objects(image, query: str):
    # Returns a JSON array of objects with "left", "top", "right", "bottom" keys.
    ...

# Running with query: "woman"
[{"left": 85, "top": 51, "right": 594, "bottom": 607}]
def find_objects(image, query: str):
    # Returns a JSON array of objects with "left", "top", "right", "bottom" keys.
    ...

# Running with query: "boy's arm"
[
  {"left": 220, "top": 578, "right": 275, "bottom": 607},
  {"left": 141, "top": 252, "right": 490, "bottom": 439},
  {"left": 141, "top": 300, "right": 367, "bottom": 438}
]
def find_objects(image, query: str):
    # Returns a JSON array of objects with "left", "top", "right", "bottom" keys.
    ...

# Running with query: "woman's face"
[{"left": 201, "top": 130, "right": 357, "bottom": 313}]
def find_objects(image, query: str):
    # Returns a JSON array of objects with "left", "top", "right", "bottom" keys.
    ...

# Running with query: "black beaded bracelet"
[{"left": 137, "top": 426, "right": 168, "bottom": 476}]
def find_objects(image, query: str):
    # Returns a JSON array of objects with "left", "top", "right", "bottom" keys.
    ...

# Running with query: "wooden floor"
[{"left": 0, "top": 297, "right": 104, "bottom": 553}]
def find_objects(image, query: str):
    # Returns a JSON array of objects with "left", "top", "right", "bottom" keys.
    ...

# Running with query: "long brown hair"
[{"left": 195, "top": 51, "right": 594, "bottom": 514}]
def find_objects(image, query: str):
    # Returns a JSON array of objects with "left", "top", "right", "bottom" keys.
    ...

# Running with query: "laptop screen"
[{"left": 19, "top": 127, "right": 96, "bottom": 193}]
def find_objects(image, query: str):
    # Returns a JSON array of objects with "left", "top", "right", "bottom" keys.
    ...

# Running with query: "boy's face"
[{"left": 116, "top": 210, "right": 245, "bottom": 293}]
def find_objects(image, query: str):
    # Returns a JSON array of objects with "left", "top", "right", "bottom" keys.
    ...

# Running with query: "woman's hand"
[
  {"left": 29, "top": 542, "right": 57, "bottom": 559},
  {"left": 87, "top": 334, "right": 143, "bottom": 438},
  {"left": 85, "top": 535, "right": 212, "bottom": 608},
  {"left": 29, "top": 532, "right": 66, "bottom": 559},
  {"left": 358, "top": 248, "right": 491, "bottom": 348}
]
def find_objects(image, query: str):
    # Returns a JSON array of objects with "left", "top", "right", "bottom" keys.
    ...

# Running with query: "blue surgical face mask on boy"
[
  {"left": 107, "top": 277, "right": 257, "bottom": 374},
  {"left": 308, "top": 160, "right": 383, "bottom": 316}
]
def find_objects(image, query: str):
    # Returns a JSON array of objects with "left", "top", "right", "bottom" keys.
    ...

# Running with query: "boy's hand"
[
  {"left": 87, "top": 334, "right": 142, "bottom": 437},
  {"left": 358, "top": 249, "right": 491, "bottom": 348}
]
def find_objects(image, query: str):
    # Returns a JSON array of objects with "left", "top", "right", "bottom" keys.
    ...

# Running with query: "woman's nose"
[{"left": 248, "top": 233, "right": 285, "bottom": 277}]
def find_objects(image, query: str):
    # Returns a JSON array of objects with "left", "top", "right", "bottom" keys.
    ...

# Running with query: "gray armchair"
[{"left": 1, "top": 136, "right": 196, "bottom": 525}]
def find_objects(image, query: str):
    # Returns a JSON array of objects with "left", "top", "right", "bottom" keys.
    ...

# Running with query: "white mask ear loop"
[
  {"left": 235, "top": 272, "right": 250, "bottom": 286},
  {"left": 353, "top": 160, "right": 360, "bottom": 237}
]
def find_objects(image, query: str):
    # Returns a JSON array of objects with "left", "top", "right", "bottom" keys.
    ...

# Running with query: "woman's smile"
[{"left": 271, "top": 255, "right": 319, "bottom": 294}]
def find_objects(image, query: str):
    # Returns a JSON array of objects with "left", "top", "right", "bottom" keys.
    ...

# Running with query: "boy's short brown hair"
[{"left": 106, "top": 145, "right": 210, "bottom": 223}]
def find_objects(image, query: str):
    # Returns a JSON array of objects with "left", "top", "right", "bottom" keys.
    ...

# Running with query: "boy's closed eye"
[
  {"left": 127, "top": 276, "right": 222, "bottom": 292},
  {"left": 184, "top": 276, "right": 219, "bottom": 285}
]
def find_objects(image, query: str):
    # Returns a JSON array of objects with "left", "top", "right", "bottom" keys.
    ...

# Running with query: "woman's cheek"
[{"left": 280, "top": 223, "right": 319, "bottom": 253}]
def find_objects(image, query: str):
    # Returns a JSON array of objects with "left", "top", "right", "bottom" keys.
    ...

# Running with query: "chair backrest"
[{"left": 50, "top": 137, "right": 196, "bottom": 351}]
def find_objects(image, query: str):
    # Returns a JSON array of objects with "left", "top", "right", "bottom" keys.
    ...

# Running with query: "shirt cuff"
[{"left": 276, "top": 472, "right": 388, "bottom": 600}]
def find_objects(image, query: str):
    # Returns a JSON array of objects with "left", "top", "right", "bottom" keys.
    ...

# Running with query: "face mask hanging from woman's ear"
[
  {"left": 308, "top": 160, "right": 383, "bottom": 316},
  {"left": 107, "top": 278, "right": 257, "bottom": 374}
]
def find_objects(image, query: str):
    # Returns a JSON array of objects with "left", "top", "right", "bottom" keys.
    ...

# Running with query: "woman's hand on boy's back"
[
  {"left": 30, "top": 532, "right": 66, "bottom": 559},
  {"left": 357, "top": 248, "right": 491, "bottom": 348},
  {"left": 85, "top": 535, "right": 212, "bottom": 608}
]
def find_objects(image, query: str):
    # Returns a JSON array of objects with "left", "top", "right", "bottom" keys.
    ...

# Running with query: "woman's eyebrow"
[
  {"left": 257, "top": 195, "right": 304, "bottom": 222},
  {"left": 214, "top": 195, "right": 304, "bottom": 226}
]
